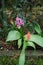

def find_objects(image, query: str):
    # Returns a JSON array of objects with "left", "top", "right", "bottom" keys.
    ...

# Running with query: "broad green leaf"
[
  {"left": 6, "top": 30, "right": 21, "bottom": 41},
  {"left": 27, "top": 42, "right": 35, "bottom": 49},
  {"left": 30, "top": 35, "right": 43, "bottom": 47},
  {"left": 19, "top": 51, "right": 25, "bottom": 65},
  {"left": 33, "top": 21, "right": 41, "bottom": 34},
  {"left": 18, "top": 39, "right": 22, "bottom": 48}
]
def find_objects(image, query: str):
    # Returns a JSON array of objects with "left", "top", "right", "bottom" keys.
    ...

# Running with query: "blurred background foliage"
[
  {"left": 0, "top": 0, "right": 43, "bottom": 41},
  {"left": 0, "top": 56, "right": 43, "bottom": 65}
]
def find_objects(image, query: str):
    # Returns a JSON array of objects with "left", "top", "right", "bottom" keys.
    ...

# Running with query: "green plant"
[{"left": 6, "top": 15, "right": 43, "bottom": 65}]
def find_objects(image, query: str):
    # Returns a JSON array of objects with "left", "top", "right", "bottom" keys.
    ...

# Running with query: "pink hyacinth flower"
[{"left": 15, "top": 17, "right": 24, "bottom": 28}]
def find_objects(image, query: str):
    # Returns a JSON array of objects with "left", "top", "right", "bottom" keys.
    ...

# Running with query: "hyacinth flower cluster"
[{"left": 15, "top": 17, "right": 24, "bottom": 28}]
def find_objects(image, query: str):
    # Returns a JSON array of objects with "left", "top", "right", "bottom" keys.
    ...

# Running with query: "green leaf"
[
  {"left": 6, "top": 30, "right": 21, "bottom": 41},
  {"left": 19, "top": 51, "right": 25, "bottom": 65},
  {"left": 27, "top": 42, "right": 35, "bottom": 49},
  {"left": 33, "top": 21, "right": 41, "bottom": 34},
  {"left": 19, "top": 41, "right": 26, "bottom": 65},
  {"left": 30, "top": 35, "right": 43, "bottom": 47},
  {"left": 18, "top": 39, "right": 22, "bottom": 48}
]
